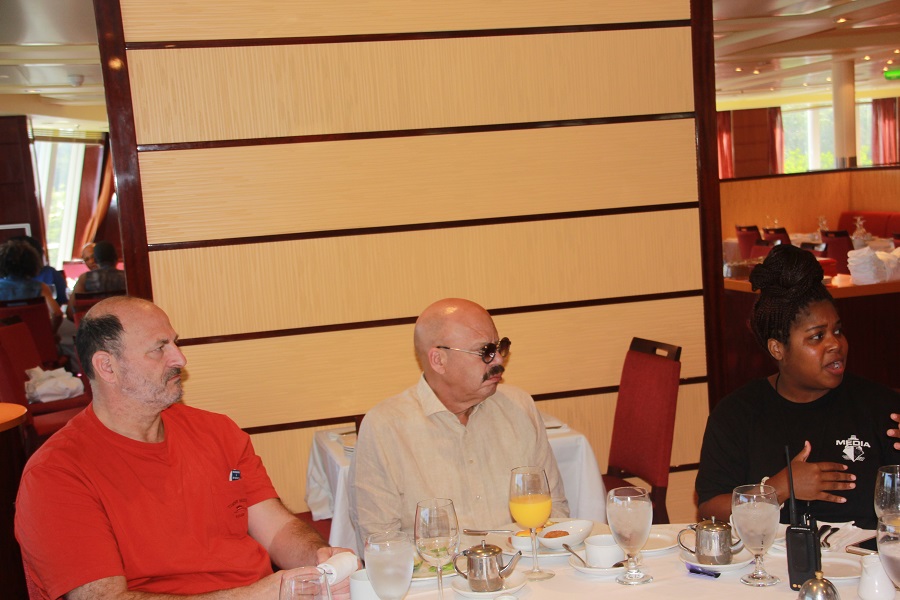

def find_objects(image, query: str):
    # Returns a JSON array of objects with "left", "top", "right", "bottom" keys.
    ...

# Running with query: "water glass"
[
  {"left": 606, "top": 486, "right": 653, "bottom": 585},
  {"left": 279, "top": 566, "right": 332, "bottom": 600},
  {"left": 415, "top": 498, "right": 459, "bottom": 600},
  {"left": 365, "top": 531, "right": 415, "bottom": 600},
  {"left": 731, "top": 484, "right": 779, "bottom": 587},
  {"left": 875, "top": 465, "right": 900, "bottom": 518},
  {"left": 877, "top": 514, "right": 900, "bottom": 588}
]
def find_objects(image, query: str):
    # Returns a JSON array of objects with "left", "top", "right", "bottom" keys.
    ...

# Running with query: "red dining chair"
[
  {"left": 893, "top": 232, "right": 900, "bottom": 249},
  {"left": 762, "top": 227, "right": 791, "bottom": 246},
  {"left": 735, "top": 225, "right": 762, "bottom": 260},
  {"left": 0, "top": 319, "right": 91, "bottom": 453},
  {"left": 821, "top": 230, "right": 854, "bottom": 275},
  {"left": 71, "top": 290, "right": 126, "bottom": 327},
  {"left": 602, "top": 337, "right": 682, "bottom": 524},
  {"left": 749, "top": 238, "right": 779, "bottom": 259},
  {"left": 800, "top": 242, "right": 826, "bottom": 258},
  {"left": 0, "top": 297, "right": 64, "bottom": 370}
]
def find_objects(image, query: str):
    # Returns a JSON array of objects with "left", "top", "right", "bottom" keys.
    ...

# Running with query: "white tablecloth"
[
  {"left": 395, "top": 523, "right": 874, "bottom": 600},
  {"left": 305, "top": 422, "right": 606, "bottom": 554}
]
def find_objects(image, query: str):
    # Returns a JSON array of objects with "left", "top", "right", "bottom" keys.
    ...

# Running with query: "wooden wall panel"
[
  {"left": 848, "top": 168, "right": 900, "bottom": 211},
  {"left": 180, "top": 296, "right": 706, "bottom": 429},
  {"left": 127, "top": 28, "right": 694, "bottom": 144},
  {"left": 150, "top": 210, "right": 702, "bottom": 339},
  {"left": 120, "top": 0, "right": 689, "bottom": 42},
  {"left": 140, "top": 119, "right": 698, "bottom": 244}
]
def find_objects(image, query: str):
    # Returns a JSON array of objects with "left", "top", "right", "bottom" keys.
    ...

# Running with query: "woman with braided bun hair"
[{"left": 696, "top": 244, "right": 900, "bottom": 528}]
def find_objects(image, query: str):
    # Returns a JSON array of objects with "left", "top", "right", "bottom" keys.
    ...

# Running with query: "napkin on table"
[{"left": 318, "top": 551, "right": 358, "bottom": 584}]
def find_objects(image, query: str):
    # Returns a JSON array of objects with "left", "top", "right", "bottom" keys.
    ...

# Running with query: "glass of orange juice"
[{"left": 509, "top": 466, "right": 553, "bottom": 580}]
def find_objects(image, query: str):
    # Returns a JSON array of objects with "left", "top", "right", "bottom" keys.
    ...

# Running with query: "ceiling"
[{"left": 1, "top": 0, "right": 900, "bottom": 135}]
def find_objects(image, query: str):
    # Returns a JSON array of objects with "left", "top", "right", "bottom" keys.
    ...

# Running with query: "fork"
[{"left": 820, "top": 526, "right": 839, "bottom": 549}]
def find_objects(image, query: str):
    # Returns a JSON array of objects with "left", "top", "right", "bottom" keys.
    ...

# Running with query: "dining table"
[
  {"left": 388, "top": 522, "right": 877, "bottom": 600},
  {"left": 305, "top": 416, "right": 607, "bottom": 555}
]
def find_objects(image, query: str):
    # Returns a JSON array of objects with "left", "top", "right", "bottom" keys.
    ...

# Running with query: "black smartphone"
[{"left": 846, "top": 535, "right": 878, "bottom": 556}]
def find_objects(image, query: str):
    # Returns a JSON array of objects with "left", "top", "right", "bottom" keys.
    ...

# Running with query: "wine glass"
[
  {"left": 606, "top": 486, "right": 653, "bottom": 585},
  {"left": 731, "top": 484, "right": 780, "bottom": 587},
  {"left": 414, "top": 498, "right": 459, "bottom": 600},
  {"left": 875, "top": 465, "right": 900, "bottom": 519},
  {"left": 877, "top": 514, "right": 900, "bottom": 587},
  {"left": 509, "top": 466, "right": 554, "bottom": 581},
  {"left": 279, "top": 566, "right": 332, "bottom": 600},
  {"left": 365, "top": 531, "right": 415, "bottom": 600}
]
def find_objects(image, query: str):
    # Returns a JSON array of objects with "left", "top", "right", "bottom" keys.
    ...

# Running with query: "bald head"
[
  {"left": 76, "top": 297, "right": 162, "bottom": 379},
  {"left": 81, "top": 243, "right": 97, "bottom": 270},
  {"left": 414, "top": 298, "right": 492, "bottom": 365}
]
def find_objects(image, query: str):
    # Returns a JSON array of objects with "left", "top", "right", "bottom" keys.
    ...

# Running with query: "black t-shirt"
[{"left": 696, "top": 374, "right": 900, "bottom": 529}]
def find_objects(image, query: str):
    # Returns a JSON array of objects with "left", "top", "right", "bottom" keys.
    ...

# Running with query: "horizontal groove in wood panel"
[
  {"left": 136, "top": 112, "right": 695, "bottom": 153},
  {"left": 150, "top": 211, "right": 704, "bottom": 339},
  {"left": 179, "top": 297, "right": 707, "bottom": 428},
  {"left": 141, "top": 119, "right": 699, "bottom": 245},
  {"left": 127, "top": 28, "right": 694, "bottom": 145},
  {"left": 148, "top": 203, "right": 700, "bottom": 251},
  {"left": 120, "top": 0, "right": 690, "bottom": 42},
  {"left": 178, "top": 290, "right": 703, "bottom": 346}
]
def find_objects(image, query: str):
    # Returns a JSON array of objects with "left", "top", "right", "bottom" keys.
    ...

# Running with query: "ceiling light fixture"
[
  {"left": 888, "top": 59, "right": 894, "bottom": 65},
  {"left": 835, "top": 17, "right": 847, "bottom": 23},
  {"left": 753, "top": 69, "right": 760, "bottom": 75},
  {"left": 826, "top": 77, "right": 832, "bottom": 82},
  {"left": 864, "top": 55, "right": 871, "bottom": 61},
  {"left": 735, "top": 67, "right": 742, "bottom": 72}
]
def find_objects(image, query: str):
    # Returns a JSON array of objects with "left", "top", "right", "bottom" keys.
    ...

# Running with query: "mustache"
[
  {"left": 165, "top": 368, "right": 182, "bottom": 381},
  {"left": 483, "top": 365, "right": 505, "bottom": 381}
]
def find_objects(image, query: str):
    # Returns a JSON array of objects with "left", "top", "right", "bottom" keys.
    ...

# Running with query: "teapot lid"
[
  {"left": 466, "top": 541, "right": 502, "bottom": 557},
  {"left": 696, "top": 517, "right": 730, "bottom": 532}
]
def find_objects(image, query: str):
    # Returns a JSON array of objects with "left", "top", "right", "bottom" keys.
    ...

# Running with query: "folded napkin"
[
  {"left": 326, "top": 427, "right": 355, "bottom": 442},
  {"left": 25, "top": 367, "right": 84, "bottom": 402},
  {"left": 769, "top": 521, "right": 865, "bottom": 554},
  {"left": 539, "top": 412, "right": 569, "bottom": 432},
  {"left": 318, "top": 551, "right": 358, "bottom": 584}
]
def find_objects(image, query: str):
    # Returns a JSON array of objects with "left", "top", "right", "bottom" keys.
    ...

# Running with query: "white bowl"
[
  {"left": 509, "top": 531, "right": 533, "bottom": 551},
  {"left": 537, "top": 519, "right": 593, "bottom": 549}
]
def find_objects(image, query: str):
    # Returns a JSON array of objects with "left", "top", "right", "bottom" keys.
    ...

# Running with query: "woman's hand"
[{"left": 767, "top": 441, "right": 855, "bottom": 504}]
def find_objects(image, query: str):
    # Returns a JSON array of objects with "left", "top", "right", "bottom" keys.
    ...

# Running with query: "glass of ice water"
[
  {"left": 279, "top": 566, "right": 332, "bottom": 600},
  {"left": 607, "top": 486, "right": 653, "bottom": 585},
  {"left": 364, "top": 531, "right": 415, "bottom": 600},
  {"left": 731, "top": 484, "right": 780, "bottom": 587}
]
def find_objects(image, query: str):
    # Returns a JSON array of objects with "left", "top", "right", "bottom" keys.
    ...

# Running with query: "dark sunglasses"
[{"left": 436, "top": 337, "right": 511, "bottom": 364}]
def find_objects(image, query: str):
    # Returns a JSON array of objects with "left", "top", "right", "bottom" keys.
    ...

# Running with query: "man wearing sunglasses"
[{"left": 349, "top": 298, "right": 568, "bottom": 546}]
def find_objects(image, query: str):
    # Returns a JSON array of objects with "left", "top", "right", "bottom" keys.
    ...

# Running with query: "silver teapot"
[
  {"left": 453, "top": 541, "right": 521, "bottom": 592},
  {"left": 678, "top": 517, "right": 743, "bottom": 565}
]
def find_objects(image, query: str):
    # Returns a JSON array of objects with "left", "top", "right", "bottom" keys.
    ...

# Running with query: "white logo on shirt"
[{"left": 836, "top": 435, "right": 869, "bottom": 462}]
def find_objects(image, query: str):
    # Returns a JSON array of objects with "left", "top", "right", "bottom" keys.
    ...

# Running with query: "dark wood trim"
[
  {"left": 128, "top": 20, "right": 691, "bottom": 51},
  {"left": 93, "top": 0, "right": 153, "bottom": 301},
  {"left": 178, "top": 290, "right": 704, "bottom": 347},
  {"left": 137, "top": 112, "right": 695, "bottom": 153},
  {"left": 722, "top": 162, "right": 900, "bottom": 183},
  {"left": 150, "top": 202, "right": 700, "bottom": 252},
  {"left": 240, "top": 377, "right": 709, "bottom": 435},
  {"left": 691, "top": 0, "right": 725, "bottom": 411},
  {"left": 670, "top": 462, "right": 699, "bottom": 473}
]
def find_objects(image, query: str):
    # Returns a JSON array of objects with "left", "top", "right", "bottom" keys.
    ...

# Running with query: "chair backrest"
[
  {"left": 800, "top": 242, "right": 826, "bottom": 257},
  {"left": 0, "top": 298, "right": 58, "bottom": 367},
  {"left": 0, "top": 319, "right": 43, "bottom": 381},
  {"left": 0, "top": 333, "right": 28, "bottom": 407},
  {"left": 749, "top": 238, "right": 778, "bottom": 259},
  {"left": 607, "top": 337, "right": 682, "bottom": 489},
  {"left": 735, "top": 225, "right": 761, "bottom": 260},
  {"left": 821, "top": 230, "right": 853, "bottom": 275},
  {"left": 762, "top": 226, "right": 791, "bottom": 246},
  {"left": 71, "top": 290, "right": 125, "bottom": 327}
]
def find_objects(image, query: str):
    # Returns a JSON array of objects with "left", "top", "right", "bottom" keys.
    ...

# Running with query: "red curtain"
[
  {"left": 717, "top": 111, "right": 734, "bottom": 179},
  {"left": 767, "top": 107, "right": 783, "bottom": 174},
  {"left": 872, "top": 98, "right": 898, "bottom": 165}
]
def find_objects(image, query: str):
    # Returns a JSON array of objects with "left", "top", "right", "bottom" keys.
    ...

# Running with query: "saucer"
[
  {"left": 449, "top": 571, "right": 526, "bottom": 598},
  {"left": 678, "top": 548, "right": 754, "bottom": 573},
  {"left": 568, "top": 555, "right": 625, "bottom": 577},
  {"left": 821, "top": 556, "right": 862, "bottom": 581},
  {"left": 642, "top": 530, "right": 678, "bottom": 555}
]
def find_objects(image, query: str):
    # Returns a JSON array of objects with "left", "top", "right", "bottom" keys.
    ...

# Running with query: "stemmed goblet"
[
  {"left": 509, "top": 466, "right": 554, "bottom": 581},
  {"left": 365, "top": 531, "right": 415, "bottom": 600},
  {"left": 731, "top": 484, "right": 780, "bottom": 587},
  {"left": 877, "top": 514, "right": 900, "bottom": 587},
  {"left": 606, "top": 486, "right": 653, "bottom": 585},
  {"left": 414, "top": 498, "right": 459, "bottom": 600},
  {"left": 875, "top": 465, "right": 900, "bottom": 518}
]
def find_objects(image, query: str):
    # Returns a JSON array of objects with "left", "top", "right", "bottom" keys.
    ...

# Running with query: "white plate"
[
  {"left": 568, "top": 554, "right": 625, "bottom": 577},
  {"left": 642, "top": 530, "right": 678, "bottom": 555},
  {"left": 450, "top": 571, "right": 526, "bottom": 598},
  {"left": 679, "top": 548, "right": 755, "bottom": 573},
  {"left": 487, "top": 519, "right": 604, "bottom": 557},
  {"left": 412, "top": 563, "right": 458, "bottom": 581},
  {"left": 821, "top": 556, "right": 862, "bottom": 581}
]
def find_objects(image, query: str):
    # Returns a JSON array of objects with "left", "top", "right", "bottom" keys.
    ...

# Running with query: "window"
[
  {"left": 782, "top": 101, "right": 873, "bottom": 174},
  {"left": 34, "top": 141, "right": 86, "bottom": 269}
]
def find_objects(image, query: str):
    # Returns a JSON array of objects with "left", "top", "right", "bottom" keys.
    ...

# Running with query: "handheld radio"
[{"left": 784, "top": 445, "right": 822, "bottom": 589}]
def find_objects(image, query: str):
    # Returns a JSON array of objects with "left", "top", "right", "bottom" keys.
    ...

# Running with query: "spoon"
[
  {"left": 562, "top": 543, "right": 587, "bottom": 566},
  {"left": 821, "top": 527, "right": 840, "bottom": 549},
  {"left": 463, "top": 528, "right": 515, "bottom": 536}
]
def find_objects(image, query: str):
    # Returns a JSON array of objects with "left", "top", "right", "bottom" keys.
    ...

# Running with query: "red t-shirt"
[{"left": 16, "top": 403, "right": 279, "bottom": 599}]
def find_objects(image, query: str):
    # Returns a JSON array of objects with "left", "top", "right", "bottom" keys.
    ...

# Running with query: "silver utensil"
[
  {"left": 463, "top": 528, "right": 515, "bottom": 536},
  {"left": 820, "top": 527, "right": 839, "bottom": 549},
  {"left": 562, "top": 543, "right": 587, "bottom": 566}
]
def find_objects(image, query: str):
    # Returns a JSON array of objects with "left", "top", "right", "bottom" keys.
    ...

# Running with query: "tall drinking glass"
[
  {"left": 365, "top": 531, "right": 415, "bottom": 600},
  {"left": 731, "top": 484, "right": 780, "bottom": 587},
  {"left": 279, "top": 566, "right": 332, "bottom": 600},
  {"left": 877, "top": 514, "right": 900, "bottom": 587},
  {"left": 606, "top": 486, "right": 653, "bottom": 585},
  {"left": 875, "top": 465, "right": 900, "bottom": 518},
  {"left": 509, "top": 466, "right": 553, "bottom": 581},
  {"left": 414, "top": 498, "right": 459, "bottom": 600}
]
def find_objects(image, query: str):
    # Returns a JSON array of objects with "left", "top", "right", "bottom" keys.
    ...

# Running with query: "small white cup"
[
  {"left": 584, "top": 534, "right": 626, "bottom": 568},
  {"left": 349, "top": 569, "right": 380, "bottom": 600}
]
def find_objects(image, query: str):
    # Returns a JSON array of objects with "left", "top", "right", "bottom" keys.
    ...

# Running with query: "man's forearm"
[
  {"left": 66, "top": 573, "right": 281, "bottom": 600},
  {"left": 267, "top": 518, "right": 329, "bottom": 569}
]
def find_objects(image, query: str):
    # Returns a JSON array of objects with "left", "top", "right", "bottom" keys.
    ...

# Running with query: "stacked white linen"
[{"left": 848, "top": 247, "right": 900, "bottom": 285}]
